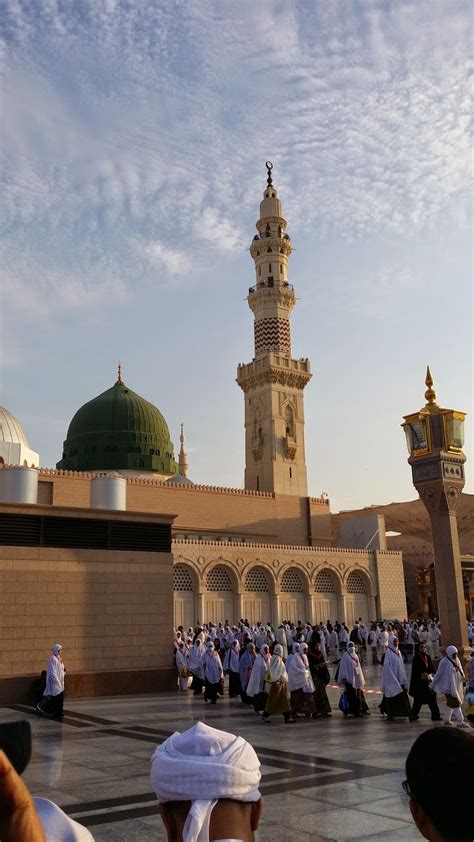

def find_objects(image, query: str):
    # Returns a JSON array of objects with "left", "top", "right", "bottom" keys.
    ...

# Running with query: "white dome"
[{"left": 0, "top": 407, "right": 30, "bottom": 447}]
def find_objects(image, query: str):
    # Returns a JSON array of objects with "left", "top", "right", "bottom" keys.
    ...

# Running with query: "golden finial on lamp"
[{"left": 424, "top": 365, "right": 436, "bottom": 405}]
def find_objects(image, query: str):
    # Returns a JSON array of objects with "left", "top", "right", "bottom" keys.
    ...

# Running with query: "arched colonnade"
[{"left": 173, "top": 554, "right": 377, "bottom": 631}]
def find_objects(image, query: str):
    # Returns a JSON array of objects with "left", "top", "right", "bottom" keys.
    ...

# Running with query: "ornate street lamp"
[{"left": 402, "top": 367, "right": 470, "bottom": 657}]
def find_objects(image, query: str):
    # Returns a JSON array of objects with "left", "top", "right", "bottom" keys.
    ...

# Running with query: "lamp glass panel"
[
  {"left": 408, "top": 420, "right": 428, "bottom": 452},
  {"left": 447, "top": 418, "right": 464, "bottom": 449}
]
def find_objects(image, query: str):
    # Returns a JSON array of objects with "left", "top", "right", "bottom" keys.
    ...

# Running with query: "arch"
[
  {"left": 173, "top": 562, "right": 198, "bottom": 631},
  {"left": 313, "top": 567, "right": 340, "bottom": 625},
  {"left": 278, "top": 565, "right": 308, "bottom": 624},
  {"left": 344, "top": 568, "right": 373, "bottom": 625},
  {"left": 204, "top": 562, "right": 237, "bottom": 626},
  {"left": 243, "top": 565, "right": 272, "bottom": 625}
]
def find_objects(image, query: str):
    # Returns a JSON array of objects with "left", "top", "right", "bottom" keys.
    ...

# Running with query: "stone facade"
[{"left": 172, "top": 538, "right": 405, "bottom": 629}]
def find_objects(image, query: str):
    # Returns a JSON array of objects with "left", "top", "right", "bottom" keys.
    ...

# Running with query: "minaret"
[
  {"left": 178, "top": 423, "right": 189, "bottom": 478},
  {"left": 236, "top": 162, "right": 311, "bottom": 495}
]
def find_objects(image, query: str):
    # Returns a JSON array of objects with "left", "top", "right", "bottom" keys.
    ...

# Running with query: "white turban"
[{"left": 150, "top": 722, "right": 261, "bottom": 842}]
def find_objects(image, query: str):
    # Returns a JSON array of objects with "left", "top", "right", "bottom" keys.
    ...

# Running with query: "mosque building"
[{"left": 1, "top": 164, "right": 470, "bottom": 701}]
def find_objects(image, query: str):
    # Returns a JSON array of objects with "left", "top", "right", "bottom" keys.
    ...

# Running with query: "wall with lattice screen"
[
  {"left": 346, "top": 571, "right": 366, "bottom": 593},
  {"left": 173, "top": 564, "right": 194, "bottom": 591},
  {"left": 206, "top": 565, "right": 233, "bottom": 592},
  {"left": 314, "top": 570, "right": 336, "bottom": 593},
  {"left": 244, "top": 567, "right": 269, "bottom": 592},
  {"left": 281, "top": 568, "right": 304, "bottom": 593}
]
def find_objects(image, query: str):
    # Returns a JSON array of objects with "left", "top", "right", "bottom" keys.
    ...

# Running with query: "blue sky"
[{"left": 1, "top": 0, "right": 472, "bottom": 511}]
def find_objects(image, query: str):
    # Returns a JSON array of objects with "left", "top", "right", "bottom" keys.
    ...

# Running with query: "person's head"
[
  {"left": 273, "top": 644, "right": 283, "bottom": 658},
  {"left": 347, "top": 642, "right": 355, "bottom": 654},
  {"left": 150, "top": 722, "right": 263, "bottom": 842},
  {"left": 446, "top": 645, "right": 458, "bottom": 660},
  {"left": 312, "top": 642, "right": 321, "bottom": 654},
  {"left": 391, "top": 636, "right": 399, "bottom": 648},
  {"left": 52, "top": 644, "right": 62, "bottom": 656},
  {"left": 206, "top": 642, "right": 214, "bottom": 653},
  {"left": 418, "top": 642, "right": 427, "bottom": 655},
  {"left": 404, "top": 728, "right": 473, "bottom": 841}
]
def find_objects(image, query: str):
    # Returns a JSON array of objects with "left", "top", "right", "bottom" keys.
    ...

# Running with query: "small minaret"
[
  {"left": 236, "top": 163, "right": 311, "bottom": 495},
  {"left": 178, "top": 423, "right": 189, "bottom": 478}
]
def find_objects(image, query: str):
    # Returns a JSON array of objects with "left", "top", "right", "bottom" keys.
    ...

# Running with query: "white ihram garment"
[{"left": 381, "top": 646, "right": 408, "bottom": 698}]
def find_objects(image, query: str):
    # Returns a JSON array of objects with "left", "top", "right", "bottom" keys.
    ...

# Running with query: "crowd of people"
[{"left": 173, "top": 617, "right": 474, "bottom": 727}]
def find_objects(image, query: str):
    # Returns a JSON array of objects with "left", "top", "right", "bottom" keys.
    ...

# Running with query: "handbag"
[{"left": 338, "top": 690, "right": 350, "bottom": 714}]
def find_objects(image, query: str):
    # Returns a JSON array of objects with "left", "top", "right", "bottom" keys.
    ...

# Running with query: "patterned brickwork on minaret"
[{"left": 236, "top": 163, "right": 311, "bottom": 496}]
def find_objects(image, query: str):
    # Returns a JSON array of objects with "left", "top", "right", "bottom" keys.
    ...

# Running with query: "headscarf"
[
  {"left": 267, "top": 646, "right": 287, "bottom": 683},
  {"left": 430, "top": 645, "right": 465, "bottom": 703},
  {"left": 52, "top": 644, "right": 62, "bottom": 656},
  {"left": 287, "top": 644, "right": 313, "bottom": 693},
  {"left": 381, "top": 637, "right": 408, "bottom": 698},
  {"left": 150, "top": 722, "right": 261, "bottom": 842}
]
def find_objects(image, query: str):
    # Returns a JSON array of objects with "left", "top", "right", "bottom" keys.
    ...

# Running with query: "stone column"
[{"left": 418, "top": 484, "right": 468, "bottom": 653}]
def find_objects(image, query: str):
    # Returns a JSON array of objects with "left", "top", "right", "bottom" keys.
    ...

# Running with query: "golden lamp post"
[{"left": 402, "top": 367, "right": 470, "bottom": 657}]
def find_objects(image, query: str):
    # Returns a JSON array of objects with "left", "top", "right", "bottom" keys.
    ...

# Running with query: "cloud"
[
  {"left": 0, "top": 0, "right": 471, "bottom": 334},
  {"left": 145, "top": 240, "right": 191, "bottom": 275}
]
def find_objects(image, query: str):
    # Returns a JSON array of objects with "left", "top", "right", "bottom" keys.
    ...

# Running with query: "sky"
[{"left": 1, "top": 0, "right": 472, "bottom": 513}]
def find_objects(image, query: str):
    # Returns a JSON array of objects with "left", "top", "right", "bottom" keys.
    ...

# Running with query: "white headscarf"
[
  {"left": 52, "top": 644, "right": 62, "bottom": 656},
  {"left": 430, "top": 645, "right": 465, "bottom": 703},
  {"left": 268, "top": 646, "right": 288, "bottom": 682},
  {"left": 381, "top": 637, "right": 408, "bottom": 698},
  {"left": 150, "top": 722, "right": 261, "bottom": 842}
]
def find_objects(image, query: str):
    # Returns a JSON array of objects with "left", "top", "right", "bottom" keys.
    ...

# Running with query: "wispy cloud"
[{"left": 0, "top": 1, "right": 471, "bottom": 321}]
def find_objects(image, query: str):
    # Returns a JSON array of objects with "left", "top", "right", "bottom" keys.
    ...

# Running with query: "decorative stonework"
[
  {"left": 254, "top": 318, "right": 291, "bottom": 355},
  {"left": 238, "top": 366, "right": 312, "bottom": 393},
  {"left": 445, "top": 484, "right": 461, "bottom": 511}
]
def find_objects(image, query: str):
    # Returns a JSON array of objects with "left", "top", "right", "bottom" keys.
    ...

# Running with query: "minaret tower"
[
  {"left": 178, "top": 423, "right": 189, "bottom": 478},
  {"left": 236, "top": 162, "right": 311, "bottom": 495}
]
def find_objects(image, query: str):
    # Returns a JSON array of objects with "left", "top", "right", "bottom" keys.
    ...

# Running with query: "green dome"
[{"left": 56, "top": 378, "right": 178, "bottom": 474}]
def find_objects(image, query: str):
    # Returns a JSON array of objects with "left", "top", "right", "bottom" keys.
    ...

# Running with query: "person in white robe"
[
  {"left": 246, "top": 644, "right": 271, "bottom": 713},
  {"left": 287, "top": 643, "right": 316, "bottom": 717},
  {"left": 337, "top": 641, "right": 370, "bottom": 717},
  {"left": 187, "top": 640, "right": 205, "bottom": 695},
  {"left": 338, "top": 625, "right": 349, "bottom": 652},
  {"left": 380, "top": 635, "right": 415, "bottom": 720},
  {"left": 262, "top": 645, "right": 293, "bottom": 723},
  {"left": 36, "top": 644, "right": 66, "bottom": 719},
  {"left": 202, "top": 643, "right": 223, "bottom": 704},
  {"left": 327, "top": 626, "right": 339, "bottom": 662},
  {"left": 428, "top": 622, "right": 441, "bottom": 660},
  {"left": 430, "top": 645, "right": 469, "bottom": 727},
  {"left": 276, "top": 625, "right": 288, "bottom": 658},
  {"left": 175, "top": 643, "right": 189, "bottom": 691},
  {"left": 223, "top": 640, "right": 241, "bottom": 698},
  {"left": 150, "top": 721, "right": 263, "bottom": 842}
]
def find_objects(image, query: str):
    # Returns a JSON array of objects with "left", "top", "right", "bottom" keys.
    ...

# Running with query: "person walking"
[
  {"left": 202, "top": 642, "right": 223, "bottom": 704},
  {"left": 336, "top": 641, "right": 370, "bottom": 717},
  {"left": 409, "top": 642, "right": 441, "bottom": 721},
  {"left": 223, "top": 639, "right": 241, "bottom": 698},
  {"left": 308, "top": 641, "right": 332, "bottom": 717},
  {"left": 379, "top": 635, "right": 417, "bottom": 721},
  {"left": 175, "top": 642, "right": 189, "bottom": 691},
  {"left": 430, "top": 645, "right": 469, "bottom": 727},
  {"left": 368, "top": 624, "right": 379, "bottom": 665},
  {"left": 187, "top": 639, "right": 205, "bottom": 695},
  {"left": 246, "top": 644, "right": 271, "bottom": 714},
  {"left": 287, "top": 643, "right": 316, "bottom": 718},
  {"left": 36, "top": 644, "right": 65, "bottom": 720},
  {"left": 262, "top": 645, "right": 294, "bottom": 723},
  {"left": 239, "top": 642, "right": 256, "bottom": 706}
]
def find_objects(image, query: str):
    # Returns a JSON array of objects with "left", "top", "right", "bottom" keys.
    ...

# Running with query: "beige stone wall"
[
  {"left": 172, "top": 539, "right": 406, "bottom": 626},
  {"left": 38, "top": 471, "right": 331, "bottom": 546},
  {"left": 374, "top": 549, "right": 409, "bottom": 620},
  {"left": 0, "top": 544, "right": 173, "bottom": 681}
]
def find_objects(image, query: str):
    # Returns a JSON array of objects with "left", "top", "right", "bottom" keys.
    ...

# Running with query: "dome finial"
[
  {"left": 266, "top": 161, "right": 273, "bottom": 187},
  {"left": 424, "top": 365, "right": 436, "bottom": 405},
  {"left": 116, "top": 362, "right": 123, "bottom": 385}
]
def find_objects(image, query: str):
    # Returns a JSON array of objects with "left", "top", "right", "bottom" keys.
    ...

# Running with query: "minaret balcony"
[{"left": 248, "top": 280, "right": 294, "bottom": 294}]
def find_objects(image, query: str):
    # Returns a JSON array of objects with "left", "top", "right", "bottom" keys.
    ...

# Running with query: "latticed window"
[
  {"left": 173, "top": 564, "right": 193, "bottom": 591},
  {"left": 281, "top": 568, "right": 303, "bottom": 593},
  {"left": 314, "top": 570, "right": 336, "bottom": 593},
  {"left": 206, "top": 565, "right": 233, "bottom": 592},
  {"left": 245, "top": 567, "right": 269, "bottom": 592},
  {"left": 347, "top": 571, "right": 366, "bottom": 594}
]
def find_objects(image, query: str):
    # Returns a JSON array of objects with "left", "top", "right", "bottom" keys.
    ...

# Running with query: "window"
[
  {"left": 314, "top": 571, "right": 336, "bottom": 593},
  {"left": 206, "top": 565, "right": 233, "bottom": 592},
  {"left": 256, "top": 475, "right": 259, "bottom": 491},
  {"left": 245, "top": 567, "right": 269, "bottom": 592},
  {"left": 173, "top": 564, "right": 193, "bottom": 591},
  {"left": 347, "top": 571, "right": 366, "bottom": 593},
  {"left": 289, "top": 467, "right": 292, "bottom": 478},
  {"left": 281, "top": 568, "right": 304, "bottom": 593}
]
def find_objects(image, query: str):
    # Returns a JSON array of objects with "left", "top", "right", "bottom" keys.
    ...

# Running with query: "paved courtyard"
[{"left": 1, "top": 663, "right": 449, "bottom": 841}]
